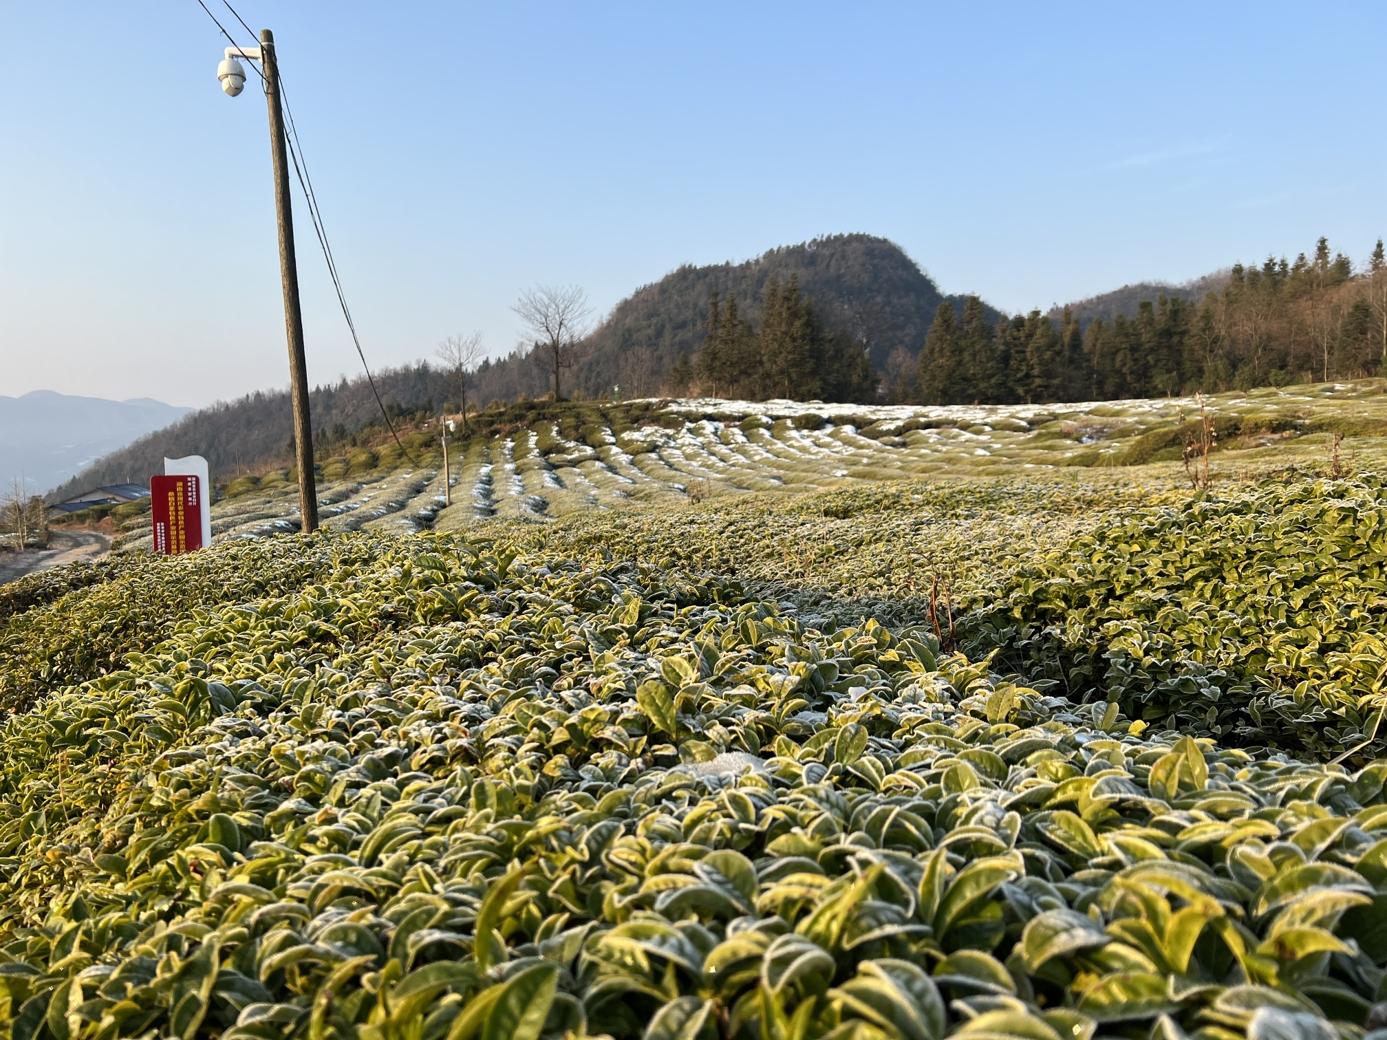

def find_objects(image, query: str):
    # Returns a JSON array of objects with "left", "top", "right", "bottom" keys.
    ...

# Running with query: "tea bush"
[
  {"left": 0, "top": 539, "right": 393, "bottom": 716},
  {"left": 965, "top": 477, "right": 1387, "bottom": 758},
  {"left": 1, "top": 533, "right": 1386, "bottom": 1039}
]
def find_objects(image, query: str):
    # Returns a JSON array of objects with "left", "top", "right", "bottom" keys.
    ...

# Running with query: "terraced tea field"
[
  {"left": 110, "top": 381, "right": 1387, "bottom": 552},
  {"left": 6, "top": 381, "right": 1387, "bottom": 1040}
]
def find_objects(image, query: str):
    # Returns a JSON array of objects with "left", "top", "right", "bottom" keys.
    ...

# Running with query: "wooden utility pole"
[{"left": 261, "top": 29, "right": 318, "bottom": 533}]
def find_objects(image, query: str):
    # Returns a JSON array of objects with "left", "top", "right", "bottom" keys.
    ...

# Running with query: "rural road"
[{"left": 0, "top": 529, "right": 110, "bottom": 585}]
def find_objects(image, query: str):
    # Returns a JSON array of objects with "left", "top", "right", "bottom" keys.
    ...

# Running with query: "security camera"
[{"left": 217, "top": 56, "right": 246, "bottom": 96}]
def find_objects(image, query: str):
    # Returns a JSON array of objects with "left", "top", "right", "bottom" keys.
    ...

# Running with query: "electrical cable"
[
  {"left": 280, "top": 109, "right": 424, "bottom": 467},
  {"left": 195, "top": 0, "right": 424, "bottom": 468},
  {"left": 196, "top": 0, "right": 265, "bottom": 84},
  {"left": 219, "top": 0, "right": 258, "bottom": 44}
]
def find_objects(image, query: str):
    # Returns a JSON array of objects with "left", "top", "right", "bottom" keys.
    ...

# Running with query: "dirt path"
[{"left": 0, "top": 529, "right": 111, "bottom": 585}]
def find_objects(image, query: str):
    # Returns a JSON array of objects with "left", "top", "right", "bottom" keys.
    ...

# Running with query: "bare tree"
[
  {"left": 1308, "top": 293, "right": 1347, "bottom": 383},
  {"left": 1, "top": 479, "right": 25, "bottom": 551},
  {"left": 512, "top": 285, "right": 592, "bottom": 401},
  {"left": 435, "top": 331, "right": 486, "bottom": 432},
  {"left": 882, "top": 346, "right": 916, "bottom": 403},
  {"left": 619, "top": 343, "right": 655, "bottom": 398},
  {"left": 2, "top": 478, "right": 43, "bottom": 552},
  {"left": 1369, "top": 257, "right": 1387, "bottom": 366}
]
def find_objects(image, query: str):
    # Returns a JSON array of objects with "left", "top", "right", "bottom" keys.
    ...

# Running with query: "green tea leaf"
[
  {"left": 637, "top": 679, "right": 678, "bottom": 737},
  {"left": 1020, "top": 908, "right": 1109, "bottom": 969}
]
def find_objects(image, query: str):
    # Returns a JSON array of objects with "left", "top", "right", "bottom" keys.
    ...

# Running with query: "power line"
[
  {"left": 219, "top": 0, "right": 258, "bottom": 43},
  {"left": 275, "top": 94, "right": 424, "bottom": 467},
  {"left": 195, "top": 0, "right": 265, "bottom": 84},
  {"left": 194, "top": 0, "right": 424, "bottom": 469}
]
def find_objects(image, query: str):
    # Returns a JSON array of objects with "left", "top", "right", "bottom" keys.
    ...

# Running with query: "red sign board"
[{"left": 151, "top": 474, "right": 204, "bottom": 554}]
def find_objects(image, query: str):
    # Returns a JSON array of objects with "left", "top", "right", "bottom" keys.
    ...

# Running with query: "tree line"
[{"left": 909, "top": 236, "right": 1387, "bottom": 405}]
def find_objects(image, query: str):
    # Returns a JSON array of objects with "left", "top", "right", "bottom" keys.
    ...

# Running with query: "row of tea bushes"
[
  {"left": 1, "top": 533, "right": 1385, "bottom": 1039},
  {"left": 500, "top": 478, "right": 1182, "bottom": 623}
]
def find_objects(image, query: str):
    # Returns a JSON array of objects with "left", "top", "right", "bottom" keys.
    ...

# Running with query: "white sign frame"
[{"left": 163, "top": 455, "right": 212, "bottom": 550}]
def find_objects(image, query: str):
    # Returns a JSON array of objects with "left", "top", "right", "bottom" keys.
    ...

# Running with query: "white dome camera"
[{"left": 218, "top": 56, "right": 246, "bottom": 96}]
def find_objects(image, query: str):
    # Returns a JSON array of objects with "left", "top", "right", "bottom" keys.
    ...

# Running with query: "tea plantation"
[{"left": 6, "top": 384, "right": 1387, "bottom": 1040}]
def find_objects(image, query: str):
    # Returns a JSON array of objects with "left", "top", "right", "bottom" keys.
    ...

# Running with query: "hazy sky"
[{"left": 4, "top": 2, "right": 1386, "bottom": 408}]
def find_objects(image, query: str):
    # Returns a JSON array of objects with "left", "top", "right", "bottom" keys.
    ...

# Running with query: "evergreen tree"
[
  {"left": 1084, "top": 319, "right": 1110, "bottom": 399},
  {"left": 1057, "top": 306, "right": 1086, "bottom": 401},
  {"left": 995, "top": 315, "right": 1027, "bottom": 403},
  {"left": 721, "top": 294, "right": 759, "bottom": 397},
  {"left": 1110, "top": 313, "right": 1144, "bottom": 397},
  {"left": 918, "top": 302, "right": 960, "bottom": 404},
  {"left": 1336, "top": 299, "right": 1377, "bottom": 376},
  {"left": 758, "top": 275, "right": 820, "bottom": 399},
  {"left": 695, "top": 293, "right": 726, "bottom": 394},
  {"left": 960, "top": 296, "right": 1000, "bottom": 403},
  {"left": 819, "top": 327, "right": 879, "bottom": 403},
  {"left": 697, "top": 292, "right": 760, "bottom": 397},
  {"left": 1185, "top": 301, "right": 1222, "bottom": 390},
  {"left": 1017, "top": 310, "right": 1060, "bottom": 403},
  {"left": 667, "top": 352, "right": 694, "bottom": 395},
  {"left": 1151, "top": 295, "right": 1188, "bottom": 395}
]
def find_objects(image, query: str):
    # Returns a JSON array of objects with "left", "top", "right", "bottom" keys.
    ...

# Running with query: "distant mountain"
[
  {"left": 0, "top": 391, "right": 192, "bottom": 495},
  {"left": 44, "top": 365, "right": 447, "bottom": 504},
  {"left": 1050, "top": 270, "right": 1231, "bottom": 330},
  {"left": 471, "top": 234, "right": 996, "bottom": 402}
]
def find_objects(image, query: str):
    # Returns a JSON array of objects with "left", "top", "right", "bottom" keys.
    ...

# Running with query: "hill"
[
  {"left": 44, "top": 365, "right": 447, "bottom": 503},
  {"left": 0, "top": 391, "right": 191, "bottom": 494},
  {"left": 470, "top": 233, "right": 992, "bottom": 402},
  {"left": 1049, "top": 269, "right": 1231, "bottom": 329}
]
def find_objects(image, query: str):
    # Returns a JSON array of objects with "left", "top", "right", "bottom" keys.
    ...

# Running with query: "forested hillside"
[
  {"left": 916, "top": 237, "right": 1387, "bottom": 404},
  {"left": 469, "top": 233, "right": 976, "bottom": 403}
]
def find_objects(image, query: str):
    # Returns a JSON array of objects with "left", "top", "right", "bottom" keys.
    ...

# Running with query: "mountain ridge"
[{"left": 1, "top": 392, "right": 192, "bottom": 495}]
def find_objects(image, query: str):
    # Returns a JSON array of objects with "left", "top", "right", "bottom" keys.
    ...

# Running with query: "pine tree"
[
  {"left": 1057, "top": 306, "right": 1086, "bottom": 401},
  {"left": 721, "top": 293, "right": 759, "bottom": 398},
  {"left": 1185, "top": 301, "right": 1221, "bottom": 391},
  {"left": 1108, "top": 314, "right": 1138, "bottom": 398},
  {"left": 996, "top": 315, "right": 1027, "bottom": 403},
  {"left": 1336, "top": 299, "right": 1376, "bottom": 376},
  {"left": 960, "top": 296, "right": 999, "bottom": 403},
  {"left": 667, "top": 352, "right": 694, "bottom": 395},
  {"left": 819, "top": 328, "right": 879, "bottom": 403},
  {"left": 1017, "top": 311, "right": 1060, "bottom": 403},
  {"left": 918, "top": 302, "right": 960, "bottom": 404},
  {"left": 1084, "top": 319, "right": 1109, "bottom": 399},
  {"left": 1151, "top": 295, "right": 1188, "bottom": 395},
  {"left": 695, "top": 293, "right": 725, "bottom": 394},
  {"left": 758, "top": 275, "right": 820, "bottom": 400},
  {"left": 1315, "top": 236, "right": 1331, "bottom": 280},
  {"left": 698, "top": 292, "right": 761, "bottom": 397}
]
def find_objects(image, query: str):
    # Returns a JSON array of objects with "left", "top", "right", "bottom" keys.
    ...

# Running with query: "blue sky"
[{"left": 3, "top": 2, "right": 1385, "bottom": 408}]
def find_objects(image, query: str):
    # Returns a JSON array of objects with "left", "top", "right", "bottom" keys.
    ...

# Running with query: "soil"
[{"left": 0, "top": 529, "right": 111, "bottom": 585}]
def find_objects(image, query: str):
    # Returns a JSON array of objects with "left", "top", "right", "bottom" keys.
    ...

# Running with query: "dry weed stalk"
[{"left": 1182, "top": 393, "right": 1216, "bottom": 490}]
